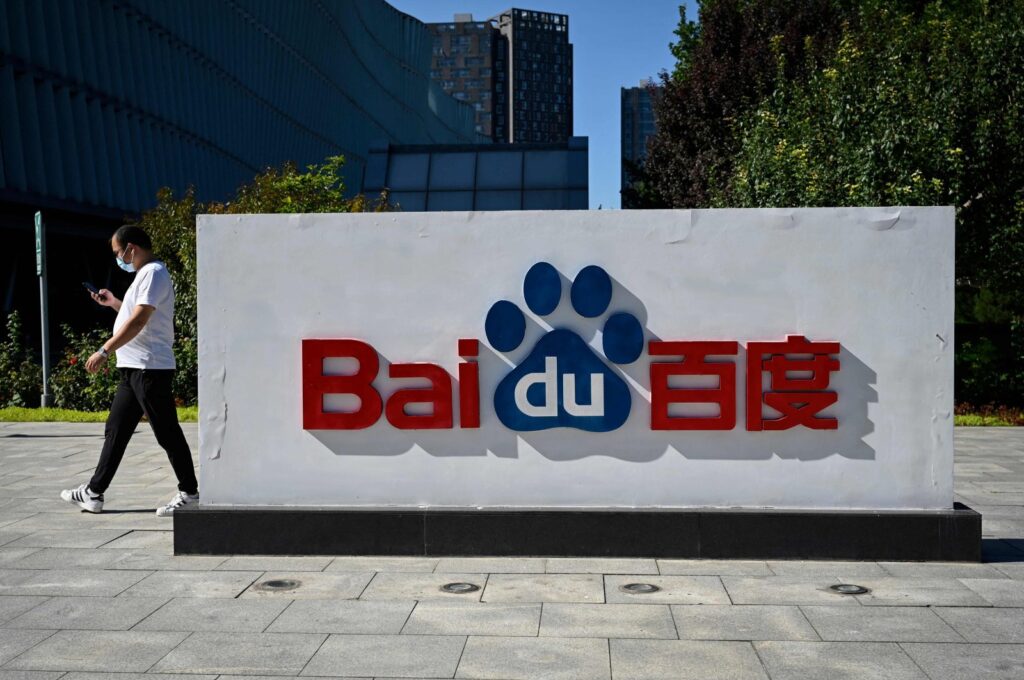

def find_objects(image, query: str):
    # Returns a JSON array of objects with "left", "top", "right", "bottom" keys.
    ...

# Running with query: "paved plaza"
[{"left": 0, "top": 423, "right": 1022, "bottom": 679}]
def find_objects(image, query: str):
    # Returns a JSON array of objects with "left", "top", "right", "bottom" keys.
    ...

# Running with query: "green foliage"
[
  {"left": 131, "top": 155, "right": 388, "bottom": 406},
  {"left": 0, "top": 311, "right": 42, "bottom": 407},
  {"left": 49, "top": 324, "right": 120, "bottom": 411},
  {"left": 0, "top": 406, "right": 198, "bottom": 423},
  {"left": 668, "top": 4, "right": 700, "bottom": 81}
]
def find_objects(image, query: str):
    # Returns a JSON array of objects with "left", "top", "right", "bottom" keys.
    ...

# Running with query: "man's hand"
[
  {"left": 85, "top": 351, "right": 107, "bottom": 374},
  {"left": 91, "top": 289, "right": 121, "bottom": 311}
]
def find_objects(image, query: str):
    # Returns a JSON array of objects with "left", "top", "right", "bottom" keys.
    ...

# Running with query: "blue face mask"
[{"left": 116, "top": 247, "right": 136, "bottom": 273}]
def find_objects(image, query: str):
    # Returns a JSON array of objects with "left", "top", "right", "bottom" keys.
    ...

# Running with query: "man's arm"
[{"left": 85, "top": 304, "right": 155, "bottom": 373}]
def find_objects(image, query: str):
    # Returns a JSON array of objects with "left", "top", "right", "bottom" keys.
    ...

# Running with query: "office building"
[
  {"left": 621, "top": 80, "right": 659, "bottom": 203},
  {"left": 1, "top": 0, "right": 482, "bottom": 341},
  {"left": 427, "top": 8, "right": 572, "bottom": 144},
  {"left": 363, "top": 137, "right": 588, "bottom": 210}
]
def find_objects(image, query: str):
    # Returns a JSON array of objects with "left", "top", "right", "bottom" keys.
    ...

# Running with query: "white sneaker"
[
  {"left": 156, "top": 491, "right": 199, "bottom": 517},
  {"left": 60, "top": 483, "right": 103, "bottom": 513}
]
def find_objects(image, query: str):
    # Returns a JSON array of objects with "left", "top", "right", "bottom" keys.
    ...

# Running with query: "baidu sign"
[{"left": 197, "top": 208, "right": 954, "bottom": 511}]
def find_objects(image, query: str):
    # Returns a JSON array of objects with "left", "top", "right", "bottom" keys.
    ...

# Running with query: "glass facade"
[
  {"left": 0, "top": 0, "right": 483, "bottom": 347},
  {"left": 363, "top": 137, "right": 588, "bottom": 210},
  {"left": 0, "top": 0, "right": 483, "bottom": 218},
  {"left": 621, "top": 81, "right": 659, "bottom": 199}
]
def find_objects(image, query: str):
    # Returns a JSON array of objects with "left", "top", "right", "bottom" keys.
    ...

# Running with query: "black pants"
[{"left": 90, "top": 368, "right": 198, "bottom": 495}]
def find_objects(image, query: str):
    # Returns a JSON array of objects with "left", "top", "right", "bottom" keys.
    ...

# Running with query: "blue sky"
[{"left": 387, "top": 0, "right": 687, "bottom": 209}]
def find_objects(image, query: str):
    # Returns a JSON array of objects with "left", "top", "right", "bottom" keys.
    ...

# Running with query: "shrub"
[{"left": 0, "top": 311, "right": 42, "bottom": 407}]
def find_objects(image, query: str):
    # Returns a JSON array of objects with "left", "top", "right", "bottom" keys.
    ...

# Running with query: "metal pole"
[{"left": 35, "top": 211, "right": 53, "bottom": 407}]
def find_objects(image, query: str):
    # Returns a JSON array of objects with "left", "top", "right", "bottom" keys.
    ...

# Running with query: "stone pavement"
[{"left": 0, "top": 422, "right": 1022, "bottom": 680}]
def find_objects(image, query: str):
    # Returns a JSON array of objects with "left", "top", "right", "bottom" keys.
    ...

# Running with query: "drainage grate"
[
  {"left": 619, "top": 583, "right": 661, "bottom": 594},
  {"left": 829, "top": 583, "right": 870, "bottom": 595},
  {"left": 254, "top": 578, "right": 301, "bottom": 592},
  {"left": 440, "top": 582, "right": 481, "bottom": 594}
]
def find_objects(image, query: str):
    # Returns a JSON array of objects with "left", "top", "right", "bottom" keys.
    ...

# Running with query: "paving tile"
[
  {"left": 657, "top": 559, "right": 771, "bottom": 576},
  {"left": 61, "top": 673, "right": 217, "bottom": 680},
  {"left": 95, "top": 531, "right": 171, "bottom": 551},
  {"left": 302, "top": 634, "right": 465, "bottom": 678},
  {"left": 993, "top": 563, "right": 1024, "bottom": 579},
  {"left": 6, "top": 549, "right": 127, "bottom": 570},
  {"left": 852, "top": 577, "right": 992, "bottom": 606},
  {"left": 267, "top": 600, "right": 414, "bottom": 634},
  {"left": 4, "top": 630, "right": 187, "bottom": 672},
  {"left": 604, "top": 575, "right": 729, "bottom": 605},
  {"left": 755, "top": 641, "right": 928, "bottom": 680},
  {"left": 4, "top": 531, "right": 130, "bottom": 550},
  {"left": 901, "top": 642, "right": 1024, "bottom": 680},
  {"left": 959, "top": 577, "right": 1024, "bottom": 606},
  {"left": 436, "top": 557, "right": 546, "bottom": 573},
  {"left": 132, "top": 597, "right": 291, "bottom": 632},
  {"left": 766, "top": 561, "right": 888, "bottom": 578},
  {"left": 215, "top": 556, "right": 333, "bottom": 572},
  {"left": 671, "top": 604, "right": 818, "bottom": 641},
  {"left": 150, "top": 632, "right": 326, "bottom": 675},
  {"left": 457, "top": 636, "right": 608, "bottom": 680},
  {"left": 0, "top": 629, "right": 57, "bottom": 666},
  {"left": 0, "top": 534, "right": 28, "bottom": 549},
  {"left": 0, "top": 671, "right": 64, "bottom": 680},
  {"left": 878, "top": 561, "right": 1007, "bottom": 578},
  {"left": 0, "top": 572, "right": 42, "bottom": 589},
  {"left": 119, "top": 570, "right": 261, "bottom": 598},
  {"left": 0, "top": 597, "right": 49, "bottom": 625},
  {"left": 721, "top": 577, "right": 855, "bottom": 606},
  {"left": 105, "top": 552, "right": 228, "bottom": 571},
  {"left": 3, "top": 596, "right": 166, "bottom": 631},
  {"left": 546, "top": 558, "right": 658, "bottom": 574},
  {"left": 360, "top": 573, "right": 487, "bottom": 602},
  {"left": 240, "top": 572, "right": 373, "bottom": 599},
  {"left": 800, "top": 605, "right": 961, "bottom": 641},
  {"left": 933, "top": 607, "right": 1024, "bottom": 642},
  {"left": 0, "top": 569, "right": 149, "bottom": 597},
  {"left": 324, "top": 557, "right": 439, "bottom": 573},
  {"left": 610, "top": 639, "right": 766, "bottom": 680},
  {"left": 540, "top": 603, "right": 675, "bottom": 639},
  {"left": 482, "top": 574, "right": 604, "bottom": 603},
  {"left": 0, "top": 550, "right": 40, "bottom": 567},
  {"left": 402, "top": 601, "right": 539, "bottom": 636}
]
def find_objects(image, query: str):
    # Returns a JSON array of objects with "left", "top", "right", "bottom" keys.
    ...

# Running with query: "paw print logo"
[{"left": 485, "top": 263, "right": 645, "bottom": 432}]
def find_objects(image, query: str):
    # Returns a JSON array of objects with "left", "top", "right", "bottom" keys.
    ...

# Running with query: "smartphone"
[{"left": 82, "top": 282, "right": 101, "bottom": 296}]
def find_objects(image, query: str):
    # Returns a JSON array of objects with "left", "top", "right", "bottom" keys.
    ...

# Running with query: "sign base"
[{"left": 174, "top": 504, "right": 981, "bottom": 561}]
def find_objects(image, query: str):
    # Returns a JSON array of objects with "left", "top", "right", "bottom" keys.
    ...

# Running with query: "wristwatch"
[{"left": 98, "top": 347, "right": 108, "bottom": 358}]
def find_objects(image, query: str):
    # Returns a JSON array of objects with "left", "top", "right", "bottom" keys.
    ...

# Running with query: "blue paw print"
[{"left": 485, "top": 262, "right": 644, "bottom": 432}]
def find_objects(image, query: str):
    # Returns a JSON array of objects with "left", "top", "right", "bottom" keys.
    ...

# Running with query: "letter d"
[{"left": 513, "top": 356, "right": 558, "bottom": 417}]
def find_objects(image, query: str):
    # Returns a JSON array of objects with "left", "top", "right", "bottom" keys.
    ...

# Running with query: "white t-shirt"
[{"left": 113, "top": 261, "right": 177, "bottom": 369}]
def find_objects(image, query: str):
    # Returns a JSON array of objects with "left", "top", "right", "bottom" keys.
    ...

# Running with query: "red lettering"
[
  {"left": 385, "top": 363, "right": 453, "bottom": 429},
  {"left": 458, "top": 339, "right": 480, "bottom": 429},
  {"left": 650, "top": 341, "right": 738, "bottom": 430},
  {"left": 302, "top": 339, "right": 383, "bottom": 430},
  {"left": 746, "top": 335, "right": 840, "bottom": 431}
]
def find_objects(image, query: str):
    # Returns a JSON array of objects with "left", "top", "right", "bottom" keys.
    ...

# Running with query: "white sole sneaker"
[
  {"left": 156, "top": 492, "right": 199, "bottom": 517},
  {"left": 60, "top": 485, "right": 103, "bottom": 513}
]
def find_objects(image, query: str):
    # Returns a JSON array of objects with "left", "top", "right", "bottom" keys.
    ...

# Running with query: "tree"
[{"left": 644, "top": 0, "right": 854, "bottom": 208}]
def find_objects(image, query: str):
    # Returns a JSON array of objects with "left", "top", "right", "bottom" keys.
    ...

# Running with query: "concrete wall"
[{"left": 197, "top": 207, "right": 954, "bottom": 510}]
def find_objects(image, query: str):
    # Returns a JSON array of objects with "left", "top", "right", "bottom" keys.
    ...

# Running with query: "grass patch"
[
  {"left": 954, "top": 413, "right": 1015, "bottom": 426},
  {"left": 0, "top": 406, "right": 198, "bottom": 423}
]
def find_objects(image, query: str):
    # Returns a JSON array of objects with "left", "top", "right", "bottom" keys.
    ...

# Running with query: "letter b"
[{"left": 302, "top": 339, "right": 383, "bottom": 429}]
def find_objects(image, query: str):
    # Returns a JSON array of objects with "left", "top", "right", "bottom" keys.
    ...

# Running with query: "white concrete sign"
[{"left": 197, "top": 207, "right": 954, "bottom": 510}]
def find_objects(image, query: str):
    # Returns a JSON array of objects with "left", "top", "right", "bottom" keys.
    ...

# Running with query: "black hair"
[{"left": 111, "top": 225, "right": 152, "bottom": 251}]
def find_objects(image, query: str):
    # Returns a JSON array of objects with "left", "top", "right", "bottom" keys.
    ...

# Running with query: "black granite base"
[{"left": 174, "top": 503, "right": 981, "bottom": 561}]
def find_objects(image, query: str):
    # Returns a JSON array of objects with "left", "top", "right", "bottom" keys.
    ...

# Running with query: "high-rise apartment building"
[
  {"left": 427, "top": 8, "right": 572, "bottom": 143},
  {"left": 621, "top": 80, "right": 659, "bottom": 201}
]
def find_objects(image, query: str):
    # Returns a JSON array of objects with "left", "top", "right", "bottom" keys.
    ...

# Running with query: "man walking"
[{"left": 61, "top": 225, "right": 199, "bottom": 517}]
